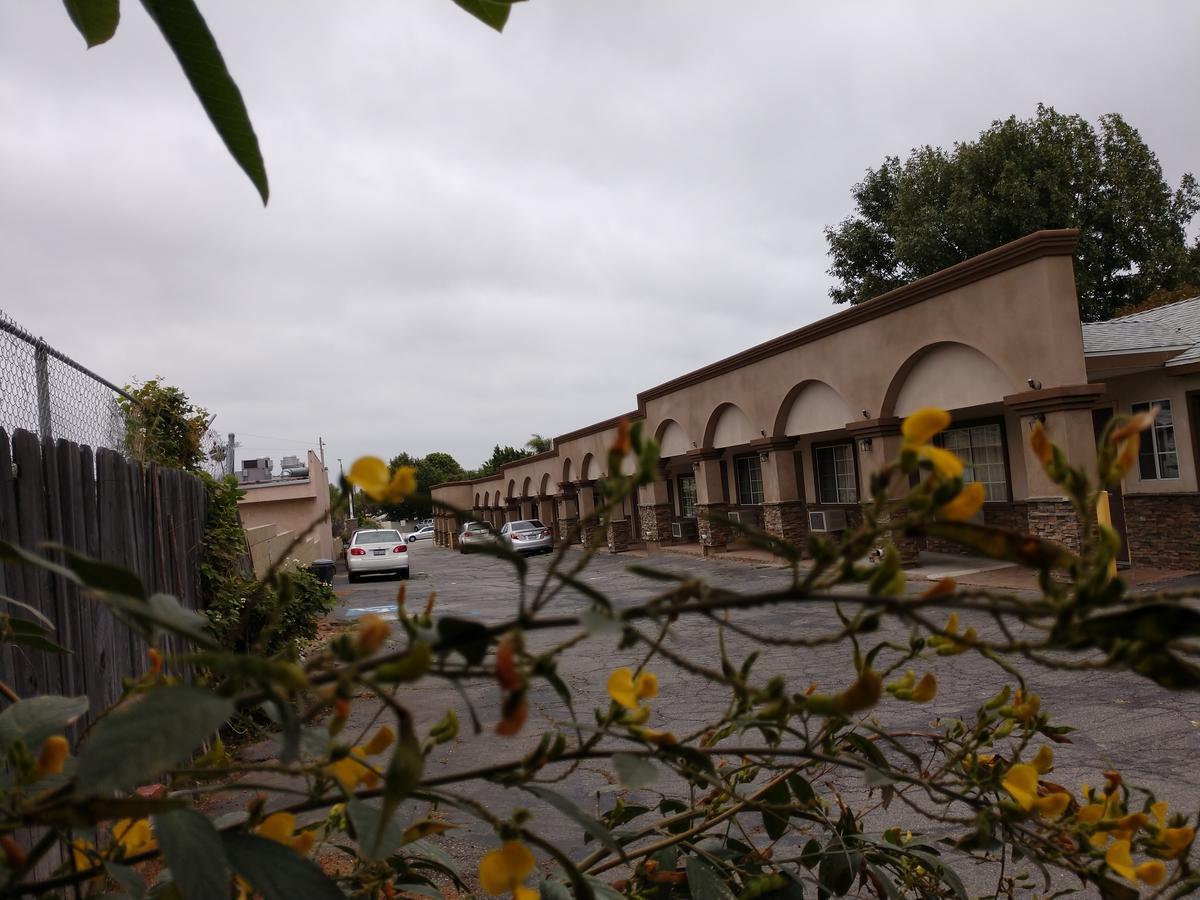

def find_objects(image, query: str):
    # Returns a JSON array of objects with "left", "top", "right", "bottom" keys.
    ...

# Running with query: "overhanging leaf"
[
  {"left": 154, "top": 808, "right": 230, "bottom": 900},
  {"left": 77, "top": 686, "right": 233, "bottom": 793},
  {"left": 760, "top": 778, "right": 790, "bottom": 841},
  {"left": 612, "top": 752, "right": 660, "bottom": 789},
  {"left": 0, "top": 695, "right": 88, "bottom": 753},
  {"left": 138, "top": 0, "right": 269, "bottom": 203},
  {"left": 63, "top": 0, "right": 120, "bottom": 47},
  {"left": 51, "top": 544, "right": 147, "bottom": 599},
  {"left": 685, "top": 856, "right": 735, "bottom": 900},
  {"left": 222, "top": 833, "right": 342, "bottom": 900},
  {"left": 347, "top": 797, "right": 406, "bottom": 861},
  {"left": 450, "top": 0, "right": 515, "bottom": 32},
  {"left": 522, "top": 784, "right": 625, "bottom": 861},
  {"left": 436, "top": 616, "right": 491, "bottom": 665}
]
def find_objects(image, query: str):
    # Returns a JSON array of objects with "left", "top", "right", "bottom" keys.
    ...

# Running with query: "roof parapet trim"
[{"left": 637, "top": 229, "right": 1080, "bottom": 406}]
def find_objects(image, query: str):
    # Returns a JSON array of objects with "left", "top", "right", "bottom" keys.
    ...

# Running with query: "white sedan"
[
  {"left": 346, "top": 529, "right": 410, "bottom": 582},
  {"left": 406, "top": 525, "right": 436, "bottom": 544}
]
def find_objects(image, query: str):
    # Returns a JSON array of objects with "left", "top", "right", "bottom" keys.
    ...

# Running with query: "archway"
[
  {"left": 703, "top": 402, "right": 757, "bottom": 450},
  {"left": 774, "top": 380, "right": 854, "bottom": 437},
  {"left": 655, "top": 419, "right": 691, "bottom": 458},
  {"left": 883, "top": 342, "right": 1017, "bottom": 418}
]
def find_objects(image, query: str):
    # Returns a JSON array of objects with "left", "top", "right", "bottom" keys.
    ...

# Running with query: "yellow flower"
[
  {"left": 112, "top": 818, "right": 155, "bottom": 856},
  {"left": 1136, "top": 860, "right": 1167, "bottom": 886},
  {"left": 325, "top": 751, "right": 379, "bottom": 791},
  {"left": 1031, "top": 745, "right": 1054, "bottom": 775},
  {"left": 910, "top": 672, "right": 937, "bottom": 703},
  {"left": 347, "top": 457, "right": 418, "bottom": 503},
  {"left": 1161, "top": 826, "right": 1195, "bottom": 858},
  {"left": 607, "top": 667, "right": 658, "bottom": 710},
  {"left": 356, "top": 613, "right": 391, "bottom": 656},
  {"left": 834, "top": 668, "right": 882, "bottom": 714},
  {"left": 257, "top": 811, "right": 315, "bottom": 856},
  {"left": 1029, "top": 421, "right": 1053, "bottom": 466},
  {"left": 1001, "top": 764, "right": 1068, "bottom": 819},
  {"left": 34, "top": 734, "right": 69, "bottom": 779},
  {"left": 1002, "top": 763, "right": 1039, "bottom": 811},
  {"left": 886, "top": 670, "right": 936, "bottom": 702},
  {"left": 71, "top": 839, "right": 96, "bottom": 871},
  {"left": 938, "top": 482, "right": 985, "bottom": 521},
  {"left": 1106, "top": 839, "right": 1137, "bottom": 882},
  {"left": 361, "top": 725, "right": 395, "bottom": 756},
  {"left": 928, "top": 613, "right": 975, "bottom": 655},
  {"left": 479, "top": 840, "right": 537, "bottom": 898},
  {"left": 918, "top": 445, "right": 965, "bottom": 480},
  {"left": 902, "top": 408, "right": 951, "bottom": 447}
]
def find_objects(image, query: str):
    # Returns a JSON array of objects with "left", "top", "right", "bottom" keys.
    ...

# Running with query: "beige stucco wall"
[
  {"left": 1099, "top": 370, "right": 1200, "bottom": 494},
  {"left": 237, "top": 450, "right": 334, "bottom": 565},
  {"left": 434, "top": 234, "right": 1094, "bottom": 513}
]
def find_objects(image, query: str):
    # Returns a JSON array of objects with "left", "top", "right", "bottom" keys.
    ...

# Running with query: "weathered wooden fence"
[{"left": 0, "top": 427, "right": 208, "bottom": 716}]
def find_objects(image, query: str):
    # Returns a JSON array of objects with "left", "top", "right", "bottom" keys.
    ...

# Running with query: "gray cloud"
[{"left": 2, "top": 1, "right": 1197, "bottom": 471}]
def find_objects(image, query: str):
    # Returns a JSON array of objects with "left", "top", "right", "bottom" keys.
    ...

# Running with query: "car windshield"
[
  {"left": 354, "top": 530, "right": 402, "bottom": 544},
  {"left": 463, "top": 522, "right": 488, "bottom": 530},
  {"left": 512, "top": 521, "right": 545, "bottom": 531}
]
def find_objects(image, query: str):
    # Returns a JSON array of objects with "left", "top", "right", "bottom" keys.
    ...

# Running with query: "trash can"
[{"left": 309, "top": 559, "right": 336, "bottom": 584}]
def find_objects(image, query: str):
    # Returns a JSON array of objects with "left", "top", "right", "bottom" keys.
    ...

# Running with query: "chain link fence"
[
  {"left": 1, "top": 308, "right": 130, "bottom": 452},
  {"left": 2, "top": 307, "right": 229, "bottom": 475}
]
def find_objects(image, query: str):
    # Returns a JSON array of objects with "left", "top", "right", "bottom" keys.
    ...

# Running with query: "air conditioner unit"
[
  {"left": 239, "top": 457, "right": 273, "bottom": 484},
  {"left": 727, "top": 510, "right": 743, "bottom": 524},
  {"left": 809, "top": 509, "right": 847, "bottom": 533}
]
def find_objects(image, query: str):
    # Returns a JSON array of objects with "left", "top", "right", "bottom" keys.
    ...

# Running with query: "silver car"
[
  {"left": 458, "top": 521, "right": 498, "bottom": 553},
  {"left": 346, "top": 529, "right": 410, "bottom": 582},
  {"left": 406, "top": 525, "right": 436, "bottom": 544},
  {"left": 500, "top": 519, "right": 553, "bottom": 554}
]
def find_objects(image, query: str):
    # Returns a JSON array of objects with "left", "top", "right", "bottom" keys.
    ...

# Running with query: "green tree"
[
  {"left": 119, "top": 378, "right": 211, "bottom": 471},
  {"left": 526, "top": 433, "right": 552, "bottom": 454},
  {"left": 380, "top": 451, "right": 465, "bottom": 519},
  {"left": 475, "top": 443, "right": 531, "bottom": 478},
  {"left": 825, "top": 104, "right": 1200, "bottom": 321}
]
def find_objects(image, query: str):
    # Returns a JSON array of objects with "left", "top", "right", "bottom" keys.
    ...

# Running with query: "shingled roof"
[{"left": 1083, "top": 295, "right": 1200, "bottom": 366}]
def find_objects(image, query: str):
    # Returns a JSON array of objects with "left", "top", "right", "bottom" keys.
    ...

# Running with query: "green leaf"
[
  {"left": 761, "top": 778, "right": 790, "bottom": 841},
  {"left": 0, "top": 695, "right": 88, "bottom": 752},
  {"left": 0, "top": 593, "right": 54, "bottom": 627},
  {"left": 685, "top": 856, "right": 735, "bottom": 900},
  {"left": 523, "top": 784, "right": 625, "bottom": 861},
  {"left": 612, "top": 752, "right": 660, "bottom": 789},
  {"left": 451, "top": 0, "right": 515, "bottom": 33},
  {"left": 904, "top": 850, "right": 966, "bottom": 900},
  {"left": 138, "top": 0, "right": 269, "bottom": 204},
  {"left": 1079, "top": 603, "right": 1200, "bottom": 645},
  {"left": 63, "top": 0, "right": 120, "bottom": 47},
  {"left": 77, "top": 686, "right": 233, "bottom": 793},
  {"left": 817, "top": 836, "right": 858, "bottom": 897},
  {"left": 799, "top": 838, "right": 821, "bottom": 869},
  {"left": 52, "top": 544, "right": 146, "bottom": 599},
  {"left": 222, "top": 833, "right": 342, "bottom": 900},
  {"left": 347, "top": 796, "right": 406, "bottom": 861},
  {"left": 153, "top": 808, "right": 229, "bottom": 900},
  {"left": 106, "top": 862, "right": 147, "bottom": 899},
  {"left": 436, "top": 616, "right": 492, "bottom": 665},
  {"left": 3, "top": 617, "right": 69, "bottom": 654},
  {"left": 540, "top": 881, "right": 572, "bottom": 900}
]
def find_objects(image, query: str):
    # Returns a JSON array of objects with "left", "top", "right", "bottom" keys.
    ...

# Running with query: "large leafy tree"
[
  {"left": 379, "top": 451, "right": 465, "bottom": 519},
  {"left": 825, "top": 105, "right": 1200, "bottom": 321},
  {"left": 475, "top": 443, "right": 531, "bottom": 477}
]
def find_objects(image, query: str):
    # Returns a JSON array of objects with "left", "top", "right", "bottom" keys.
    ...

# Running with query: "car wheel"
[
  {"left": 348, "top": 573, "right": 359, "bottom": 584},
  {"left": 408, "top": 536, "right": 417, "bottom": 543},
  {"left": 400, "top": 569, "right": 410, "bottom": 580}
]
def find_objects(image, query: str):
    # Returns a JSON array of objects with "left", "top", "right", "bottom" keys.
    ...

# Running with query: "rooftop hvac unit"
[
  {"left": 808, "top": 509, "right": 847, "bottom": 533},
  {"left": 280, "top": 454, "right": 309, "bottom": 477},
  {"left": 671, "top": 518, "right": 699, "bottom": 541},
  {"left": 239, "top": 457, "right": 273, "bottom": 483}
]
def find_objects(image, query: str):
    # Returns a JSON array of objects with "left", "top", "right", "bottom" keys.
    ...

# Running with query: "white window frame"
[
  {"left": 937, "top": 421, "right": 1010, "bottom": 502},
  {"left": 814, "top": 443, "right": 858, "bottom": 505},
  {"left": 1131, "top": 400, "right": 1179, "bottom": 481},
  {"left": 677, "top": 475, "right": 697, "bottom": 518},
  {"left": 733, "top": 455, "right": 764, "bottom": 506}
]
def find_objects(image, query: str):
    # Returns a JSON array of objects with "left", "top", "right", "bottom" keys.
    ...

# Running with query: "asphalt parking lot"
[{"left": 325, "top": 540, "right": 1200, "bottom": 891}]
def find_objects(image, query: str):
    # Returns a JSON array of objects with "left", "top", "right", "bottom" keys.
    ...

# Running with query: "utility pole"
[
  {"left": 318, "top": 436, "right": 326, "bottom": 468},
  {"left": 226, "top": 433, "right": 237, "bottom": 477}
]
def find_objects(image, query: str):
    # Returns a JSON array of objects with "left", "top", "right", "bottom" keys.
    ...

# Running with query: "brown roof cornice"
[{"left": 635, "top": 229, "right": 1080, "bottom": 408}]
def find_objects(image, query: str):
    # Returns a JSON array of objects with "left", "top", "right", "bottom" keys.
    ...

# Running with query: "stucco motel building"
[{"left": 431, "top": 230, "right": 1200, "bottom": 571}]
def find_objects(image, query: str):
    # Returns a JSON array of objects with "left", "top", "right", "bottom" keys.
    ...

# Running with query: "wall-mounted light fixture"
[
  {"left": 1026, "top": 413, "right": 1047, "bottom": 431},
  {"left": 758, "top": 450, "right": 770, "bottom": 462},
  {"left": 859, "top": 438, "right": 873, "bottom": 452},
  {"left": 862, "top": 409, "right": 871, "bottom": 419}
]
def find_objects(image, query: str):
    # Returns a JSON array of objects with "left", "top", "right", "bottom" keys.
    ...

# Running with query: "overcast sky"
[{"left": 2, "top": 1, "right": 1197, "bottom": 474}]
